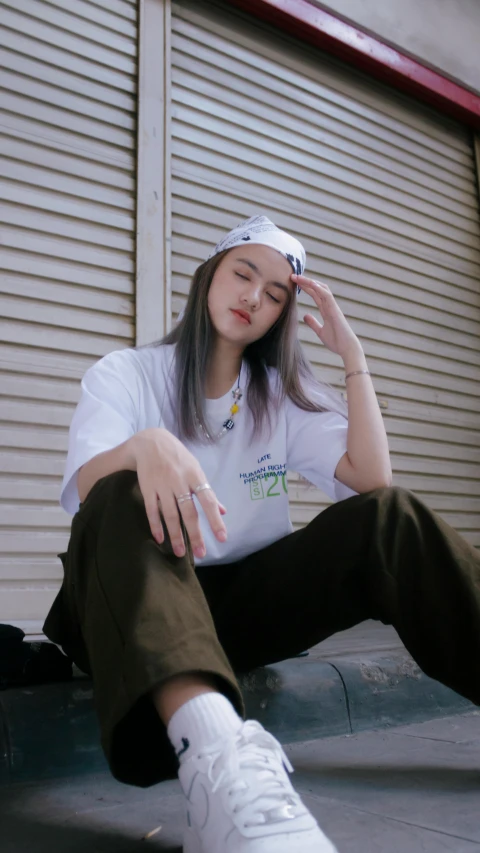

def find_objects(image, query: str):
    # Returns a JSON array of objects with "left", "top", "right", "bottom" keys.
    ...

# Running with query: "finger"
[
  {"left": 293, "top": 273, "right": 329, "bottom": 286},
  {"left": 293, "top": 279, "right": 329, "bottom": 308},
  {"left": 196, "top": 487, "right": 228, "bottom": 543},
  {"left": 144, "top": 493, "right": 165, "bottom": 544},
  {"left": 177, "top": 497, "right": 207, "bottom": 559},
  {"left": 304, "top": 314, "right": 324, "bottom": 335},
  {"left": 293, "top": 275, "right": 331, "bottom": 294},
  {"left": 160, "top": 495, "right": 187, "bottom": 557}
]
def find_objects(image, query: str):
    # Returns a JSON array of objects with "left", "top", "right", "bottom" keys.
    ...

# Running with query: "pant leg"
[
  {"left": 203, "top": 486, "right": 480, "bottom": 706},
  {"left": 43, "top": 470, "right": 244, "bottom": 788}
]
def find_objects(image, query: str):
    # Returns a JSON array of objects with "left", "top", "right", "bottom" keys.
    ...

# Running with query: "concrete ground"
[{"left": 1, "top": 710, "right": 479, "bottom": 853}]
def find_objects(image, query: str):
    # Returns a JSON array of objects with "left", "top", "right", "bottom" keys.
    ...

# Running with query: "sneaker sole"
[
  {"left": 183, "top": 825, "right": 203, "bottom": 853},
  {"left": 183, "top": 825, "right": 339, "bottom": 853}
]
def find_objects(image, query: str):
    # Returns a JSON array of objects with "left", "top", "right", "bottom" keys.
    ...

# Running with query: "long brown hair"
[{"left": 138, "top": 250, "right": 347, "bottom": 443}]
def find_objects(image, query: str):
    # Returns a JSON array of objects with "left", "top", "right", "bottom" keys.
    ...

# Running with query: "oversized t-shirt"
[{"left": 61, "top": 344, "right": 357, "bottom": 566}]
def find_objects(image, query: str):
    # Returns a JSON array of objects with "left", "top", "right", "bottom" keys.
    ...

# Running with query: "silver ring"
[
  {"left": 176, "top": 494, "right": 194, "bottom": 504},
  {"left": 193, "top": 483, "right": 212, "bottom": 494}
]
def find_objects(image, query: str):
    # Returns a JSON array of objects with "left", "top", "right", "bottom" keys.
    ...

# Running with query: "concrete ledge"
[
  {"left": 240, "top": 660, "right": 349, "bottom": 741},
  {"left": 333, "top": 656, "right": 474, "bottom": 732},
  {"left": 0, "top": 653, "right": 474, "bottom": 786},
  {"left": 240, "top": 656, "right": 474, "bottom": 741}
]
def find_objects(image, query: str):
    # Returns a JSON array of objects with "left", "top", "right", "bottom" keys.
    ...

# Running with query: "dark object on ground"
[{"left": 0, "top": 624, "right": 72, "bottom": 690}]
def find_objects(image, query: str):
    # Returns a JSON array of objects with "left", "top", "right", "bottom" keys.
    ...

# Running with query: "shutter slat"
[
  {"left": 0, "top": 135, "right": 134, "bottom": 189},
  {"left": 0, "top": 274, "right": 133, "bottom": 315},
  {"left": 171, "top": 58, "right": 477, "bottom": 209},
  {"left": 0, "top": 482, "right": 62, "bottom": 502},
  {"left": 0, "top": 321, "right": 129, "bottom": 357},
  {"left": 172, "top": 9, "right": 473, "bottom": 165},
  {"left": 1, "top": 4, "right": 136, "bottom": 69},
  {"left": 1, "top": 29, "right": 135, "bottom": 92},
  {"left": 0, "top": 179, "right": 134, "bottom": 229}
]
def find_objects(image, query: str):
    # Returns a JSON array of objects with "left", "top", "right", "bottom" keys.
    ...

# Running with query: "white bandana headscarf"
[{"left": 209, "top": 215, "right": 305, "bottom": 294}]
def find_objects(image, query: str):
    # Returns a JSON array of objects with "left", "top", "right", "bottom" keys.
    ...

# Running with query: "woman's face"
[{"left": 207, "top": 244, "right": 294, "bottom": 346}]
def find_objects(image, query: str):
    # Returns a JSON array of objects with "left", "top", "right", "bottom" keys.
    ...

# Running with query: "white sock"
[{"left": 167, "top": 692, "right": 243, "bottom": 763}]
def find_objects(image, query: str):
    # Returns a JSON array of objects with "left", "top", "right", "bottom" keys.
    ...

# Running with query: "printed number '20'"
[{"left": 266, "top": 473, "right": 288, "bottom": 497}]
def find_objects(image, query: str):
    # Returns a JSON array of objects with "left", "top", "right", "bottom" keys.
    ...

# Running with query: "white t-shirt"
[{"left": 61, "top": 344, "right": 357, "bottom": 566}]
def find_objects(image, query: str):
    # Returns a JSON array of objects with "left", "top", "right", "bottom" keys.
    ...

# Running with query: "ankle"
[
  {"left": 152, "top": 673, "right": 218, "bottom": 725},
  {"left": 167, "top": 692, "right": 242, "bottom": 763}
]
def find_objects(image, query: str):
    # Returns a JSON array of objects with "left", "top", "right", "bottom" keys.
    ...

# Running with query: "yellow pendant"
[{"left": 231, "top": 403, "right": 239, "bottom": 415}]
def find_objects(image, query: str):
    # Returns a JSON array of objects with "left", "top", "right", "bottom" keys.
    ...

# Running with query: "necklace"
[{"left": 196, "top": 370, "right": 243, "bottom": 441}]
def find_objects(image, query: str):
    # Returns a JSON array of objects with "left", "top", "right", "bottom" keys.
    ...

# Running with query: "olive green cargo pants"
[{"left": 44, "top": 470, "right": 480, "bottom": 787}]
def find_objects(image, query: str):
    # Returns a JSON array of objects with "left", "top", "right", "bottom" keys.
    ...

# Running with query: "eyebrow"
[{"left": 236, "top": 258, "right": 291, "bottom": 295}]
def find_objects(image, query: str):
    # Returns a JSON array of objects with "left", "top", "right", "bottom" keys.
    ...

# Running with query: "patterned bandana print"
[{"left": 208, "top": 215, "right": 306, "bottom": 294}]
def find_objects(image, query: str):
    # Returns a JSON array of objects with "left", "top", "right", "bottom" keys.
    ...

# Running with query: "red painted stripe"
[{"left": 225, "top": 0, "right": 480, "bottom": 128}]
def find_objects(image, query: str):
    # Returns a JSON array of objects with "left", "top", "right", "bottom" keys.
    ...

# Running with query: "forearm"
[
  {"left": 343, "top": 344, "right": 392, "bottom": 489},
  {"left": 77, "top": 436, "right": 138, "bottom": 503}
]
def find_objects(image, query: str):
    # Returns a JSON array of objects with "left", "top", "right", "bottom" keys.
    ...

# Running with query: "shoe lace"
[{"left": 200, "top": 721, "right": 306, "bottom": 828}]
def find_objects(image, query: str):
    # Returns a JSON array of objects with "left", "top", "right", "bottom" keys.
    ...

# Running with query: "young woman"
[{"left": 44, "top": 215, "right": 480, "bottom": 853}]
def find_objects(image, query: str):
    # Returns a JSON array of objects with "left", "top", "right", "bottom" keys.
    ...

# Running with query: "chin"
[{"left": 224, "top": 326, "right": 255, "bottom": 346}]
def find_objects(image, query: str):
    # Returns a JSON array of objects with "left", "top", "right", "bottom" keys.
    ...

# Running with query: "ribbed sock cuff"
[{"left": 167, "top": 692, "right": 242, "bottom": 761}]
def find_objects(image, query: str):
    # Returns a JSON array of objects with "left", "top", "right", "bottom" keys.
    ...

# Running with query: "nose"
[{"left": 240, "top": 281, "right": 261, "bottom": 309}]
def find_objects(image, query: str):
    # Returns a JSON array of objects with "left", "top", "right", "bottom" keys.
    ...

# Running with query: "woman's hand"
[
  {"left": 292, "top": 274, "right": 361, "bottom": 359},
  {"left": 131, "top": 428, "right": 227, "bottom": 560}
]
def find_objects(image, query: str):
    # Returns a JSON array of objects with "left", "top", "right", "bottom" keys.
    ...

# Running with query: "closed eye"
[{"left": 235, "top": 272, "right": 281, "bottom": 304}]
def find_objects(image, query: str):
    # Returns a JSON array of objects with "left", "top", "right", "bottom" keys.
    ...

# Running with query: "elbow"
[
  {"left": 337, "top": 453, "right": 392, "bottom": 493},
  {"left": 77, "top": 465, "right": 89, "bottom": 504},
  {"left": 383, "top": 462, "right": 394, "bottom": 488},
  {"left": 377, "top": 477, "right": 393, "bottom": 490},
  {"left": 371, "top": 467, "right": 393, "bottom": 490},
  {"left": 358, "top": 467, "right": 393, "bottom": 493}
]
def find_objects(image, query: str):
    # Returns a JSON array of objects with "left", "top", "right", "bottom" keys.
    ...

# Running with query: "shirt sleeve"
[
  {"left": 60, "top": 350, "right": 140, "bottom": 515},
  {"left": 285, "top": 393, "right": 358, "bottom": 502}
]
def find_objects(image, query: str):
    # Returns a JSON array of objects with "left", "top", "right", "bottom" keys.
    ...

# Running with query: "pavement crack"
[
  {"left": 328, "top": 662, "right": 353, "bottom": 735},
  {"left": 389, "top": 732, "right": 466, "bottom": 744}
]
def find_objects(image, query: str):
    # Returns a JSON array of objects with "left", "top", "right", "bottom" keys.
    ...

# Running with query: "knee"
[
  {"left": 368, "top": 485, "right": 418, "bottom": 510},
  {"left": 370, "top": 486, "right": 412, "bottom": 501},
  {"left": 370, "top": 485, "right": 406, "bottom": 498},
  {"left": 82, "top": 469, "right": 141, "bottom": 512},
  {"left": 107, "top": 470, "right": 143, "bottom": 505}
]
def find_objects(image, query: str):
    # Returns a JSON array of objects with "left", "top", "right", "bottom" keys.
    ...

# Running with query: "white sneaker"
[{"left": 179, "top": 719, "right": 338, "bottom": 853}]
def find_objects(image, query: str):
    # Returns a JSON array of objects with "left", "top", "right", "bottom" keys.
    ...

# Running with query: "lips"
[{"left": 231, "top": 309, "right": 251, "bottom": 324}]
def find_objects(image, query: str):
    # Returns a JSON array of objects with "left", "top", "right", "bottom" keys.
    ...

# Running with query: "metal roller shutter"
[
  {"left": 170, "top": 0, "right": 480, "bottom": 548},
  {"left": 0, "top": 0, "right": 137, "bottom": 626}
]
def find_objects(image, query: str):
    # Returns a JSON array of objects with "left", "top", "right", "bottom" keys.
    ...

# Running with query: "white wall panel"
[{"left": 0, "top": 0, "right": 138, "bottom": 623}]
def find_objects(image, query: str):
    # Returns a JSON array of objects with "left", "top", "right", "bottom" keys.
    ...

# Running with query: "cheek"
[
  {"left": 259, "top": 307, "right": 282, "bottom": 334},
  {"left": 272, "top": 301, "right": 287, "bottom": 321},
  {"left": 207, "top": 280, "right": 221, "bottom": 310},
  {"left": 209, "top": 275, "right": 228, "bottom": 302},
  {"left": 268, "top": 303, "right": 289, "bottom": 332}
]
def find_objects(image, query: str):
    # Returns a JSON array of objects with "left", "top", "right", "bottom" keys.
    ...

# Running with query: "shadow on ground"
[{"left": 0, "top": 775, "right": 184, "bottom": 853}]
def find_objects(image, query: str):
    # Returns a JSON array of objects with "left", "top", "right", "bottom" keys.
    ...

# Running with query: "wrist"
[
  {"left": 342, "top": 344, "right": 367, "bottom": 373},
  {"left": 125, "top": 434, "right": 141, "bottom": 469},
  {"left": 128, "top": 428, "right": 171, "bottom": 468}
]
